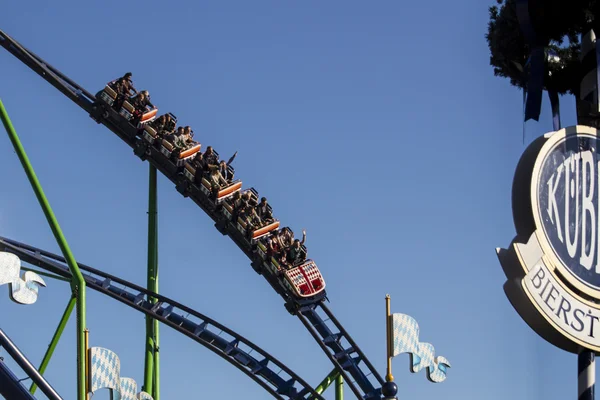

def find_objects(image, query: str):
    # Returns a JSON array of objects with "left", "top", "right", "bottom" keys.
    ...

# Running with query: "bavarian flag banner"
[{"left": 387, "top": 307, "right": 450, "bottom": 383}]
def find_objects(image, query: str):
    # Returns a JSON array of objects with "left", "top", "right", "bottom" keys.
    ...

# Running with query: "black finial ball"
[{"left": 382, "top": 381, "right": 398, "bottom": 397}]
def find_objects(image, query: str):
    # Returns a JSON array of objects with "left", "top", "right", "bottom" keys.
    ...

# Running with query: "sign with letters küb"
[{"left": 498, "top": 125, "right": 600, "bottom": 353}]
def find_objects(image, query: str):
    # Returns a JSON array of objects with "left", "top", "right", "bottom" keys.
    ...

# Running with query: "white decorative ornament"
[{"left": 0, "top": 252, "right": 46, "bottom": 305}]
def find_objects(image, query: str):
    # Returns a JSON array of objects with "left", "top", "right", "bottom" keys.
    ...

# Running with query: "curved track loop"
[
  {"left": 0, "top": 28, "right": 385, "bottom": 399},
  {"left": 297, "top": 305, "right": 383, "bottom": 400},
  {"left": 0, "top": 237, "right": 324, "bottom": 400},
  {"left": 0, "top": 361, "right": 36, "bottom": 400},
  {"left": 0, "top": 327, "right": 63, "bottom": 400}
]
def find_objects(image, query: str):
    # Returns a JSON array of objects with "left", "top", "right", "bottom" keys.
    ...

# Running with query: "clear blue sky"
[{"left": 0, "top": 1, "right": 583, "bottom": 399}]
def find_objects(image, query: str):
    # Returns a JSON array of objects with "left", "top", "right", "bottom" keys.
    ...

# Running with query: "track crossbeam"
[{"left": 0, "top": 237, "right": 324, "bottom": 400}]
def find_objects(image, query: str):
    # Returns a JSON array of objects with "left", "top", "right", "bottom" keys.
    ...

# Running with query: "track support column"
[
  {"left": 0, "top": 99, "right": 88, "bottom": 400},
  {"left": 310, "top": 368, "right": 340, "bottom": 399},
  {"left": 335, "top": 373, "right": 344, "bottom": 400},
  {"left": 30, "top": 296, "right": 76, "bottom": 395},
  {"left": 144, "top": 164, "right": 159, "bottom": 399}
]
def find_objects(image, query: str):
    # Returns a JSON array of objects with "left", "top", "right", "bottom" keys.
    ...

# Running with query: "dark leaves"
[{"left": 486, "top": 0, "right": 595, "bottom": 95}]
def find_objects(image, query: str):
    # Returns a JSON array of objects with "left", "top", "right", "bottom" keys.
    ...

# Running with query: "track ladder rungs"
[
  {"left": 250, "top": 358, "right": 269, "bottom": 374},
  {"left": 194, "top": 321, "right": 208, "bottom": 336},
  {"left": 150, "top": 301, "right": 163, "bottom": 313},
  {"left": 224, "top": 339, "right": 239, "bottom": 355}
]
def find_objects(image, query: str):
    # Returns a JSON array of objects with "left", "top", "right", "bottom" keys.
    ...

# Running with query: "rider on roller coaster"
[{"left": 110, "top": 72, "right": 137, "bottom": 109}]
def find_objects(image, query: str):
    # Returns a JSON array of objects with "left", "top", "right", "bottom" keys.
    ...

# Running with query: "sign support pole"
[
  {"left": 577, "top": 28, "right": 598, "bottom": 400},
  {"left": 579, "top": 352, "right": 595, "bottom": 400}
]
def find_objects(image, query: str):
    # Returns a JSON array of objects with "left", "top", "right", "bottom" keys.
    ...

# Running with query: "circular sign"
[{"left": 531, "top": 126, "right": 600, "bottom": 298}]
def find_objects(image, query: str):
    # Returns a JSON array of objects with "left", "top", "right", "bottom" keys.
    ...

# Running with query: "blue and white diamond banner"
[
  {"left": 90, "top": 347, "right": 120, "bottom": 393},
  {"left": 118, "top": 377, "right": 138, "bottom": 400},
  {"left": 391, "top": 313, "right": 451, "bottom": 383},
  {"left": 88, "top": 347, "right": 154, "bottom": 399}
]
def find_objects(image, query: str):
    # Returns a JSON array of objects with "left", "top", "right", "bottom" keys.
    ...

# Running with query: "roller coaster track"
[
  {"left": 0, "top": 236, "right": 325, "bottom": 400},
  {"left": 0, "top": 29, "right": 385, "bottom": 399},
  {"left": 0, "top": 361, "right": 37, "bottom": 400},
  {"left": 0, "top": 326, "right": 62, "bottom": 400}
]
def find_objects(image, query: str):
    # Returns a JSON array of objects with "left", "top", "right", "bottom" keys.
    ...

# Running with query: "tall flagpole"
[
  {"left": 383, "top": 294, "right": 398, "bottom": 400},
  {"left": 386, "top": 294, "right": 393, "bottom": 382}
]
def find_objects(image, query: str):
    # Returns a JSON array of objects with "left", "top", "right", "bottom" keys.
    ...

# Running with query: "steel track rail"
[
  {"left": 0, "top": 361, "right": 37, "bottom": 400},
  {"left": 0, "top": 237, "right": 324, "bottom": 400},
  {"left": 0, "top": 30, "right": 94, "bottom": 111},
  {"left": 298, "top": 304, "right": 384, "bottom": 400},
  {"left": 0, "top": 327, "right": 63, "bottom": 400},
  {"left": 0, "top": 28, "right": 385, "bottom": 399}
]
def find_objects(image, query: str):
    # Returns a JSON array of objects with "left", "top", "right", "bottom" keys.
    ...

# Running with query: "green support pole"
[
  {"left": 0, "top": 99, "right": 87, "bottom": 400},
  {"left": 21, "top": 267, "right": 72, "bottom": 283},
  {"left": 310, "top": 368, "right": 340, "bottom": 398},
  {"left": 144, "top": 164, "right": 159, "bottom": 397},
  {"left": 335, "top": 373, "right": 344, "bottom": 400},
  {"left": 30, "top": 296, "right": 76, "bottom": 395},
  {"left": 153, "top": 280, "right": 160, "bottom": 400}
]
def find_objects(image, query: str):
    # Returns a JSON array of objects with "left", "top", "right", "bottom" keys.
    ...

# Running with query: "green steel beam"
[
  {"left": 154, "top": 280, "right": 160, "bottom": 400},
  {"left": 30, "top": 296, "right": 76, "bottom": 395},
  {"left": 335, "top": 374, "right": 344, "bottom": 400},
  {"left": 0, "top": 99, "right": 88, "bottom": 400},
  {"left": 21, "top": 267, "right": 72, "bottom": 283},
  {"left": 144, "top": 164, "right": 159, "bottom": 397},
  {"left": 310, "top": 368, "right": 340, "bottom": 399}
]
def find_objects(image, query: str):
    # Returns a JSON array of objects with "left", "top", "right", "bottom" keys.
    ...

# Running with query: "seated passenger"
[
  {"left": 286, "top": 239, "right": 306, "bottom": 266},
  {"left": 255, "top": 197, "right": 274, "bottom": 224},
  {"left": 150, "top": 114, "right": 167, "bottom": 133},
  {"left": 268, "top": 231, "right": 284, "bottom": 255},
  {"left": 173, "top": 126, "right": 194, "bottom": 150},
  {"left": 191, "top": 151, "right": 204, "bottom": 170},
  {"left": 217, "top": 151, "right": 238, "bottom": 182},
  {"left": 243, "top": 191, "right": 257, "bottom": 208},
  {"left": 110, "top": 72, "right": 137, "bottom": 109},
  {"left": 207, "top": 165, "right": 228, "bottom": 191},
  {"left": 164, "top": 114, "right": 176, "bottom": 134},
  {"left": 151, "top": 114, "right": 175, "bottom": 136},
  {"left": 203, "top": 146, "right": 218, "bottom": 168},
  {"left": 131, "top": 90, "right": 154, "bottom": 111},
  {"left": 279, "top": 228, "right": 294, "bottom": 248},
  {"left": 167, "top": 126, "right": 185, "bottom": 143},
  {"left": 239, "top": 204, "right": 261, "bottom": 228}
]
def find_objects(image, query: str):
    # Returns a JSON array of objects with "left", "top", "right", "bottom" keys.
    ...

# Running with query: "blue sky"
[{"left": 0, "top": 1, "right": 584, "bottom": 399}]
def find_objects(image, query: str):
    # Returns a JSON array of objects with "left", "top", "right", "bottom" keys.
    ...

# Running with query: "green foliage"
[{"left": 486, "top": 0, "right": 600, "bottom": 94}]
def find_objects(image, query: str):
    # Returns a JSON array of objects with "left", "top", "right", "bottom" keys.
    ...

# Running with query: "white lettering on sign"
[
  {"left": 544, "top": 150, "right": 600, "bottom": 273},
  {"left": 523, "top": 262, "right": 600, "bottom": 347}
]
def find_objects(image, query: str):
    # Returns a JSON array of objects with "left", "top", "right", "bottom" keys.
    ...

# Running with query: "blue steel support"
[
  {"left": 0, "top": 237, "right": 324, "bottom": 400},
  {"left": 0, "top": 361, "right": 36, "bottom": 400},
  {"left": 0, "top": 328, "right": 63, "bottom": 400}
]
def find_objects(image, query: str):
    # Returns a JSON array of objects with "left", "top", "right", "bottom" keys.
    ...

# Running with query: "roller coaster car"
[
  {"left": 261, "top": 253, "right": 324, "bottom": 298},
  {"left": 200, "top": 174, "right": 243, "bottom": 203},
  {"left": 143, "top": 112, "right": 178, "bottom": 145},
  {"left": 237, "top": 217, "right": 280, "bottom": 242},
  {"left": 98, "top": 84, "right": 118, "bottom": 107},
  {"left": 143, "top": 124, "right": 159, "bottom": 144},
  {"left": 283, "top": 260, "right": 326, "bottom": 298},
  {"left": 257, "top": 228, "right": 289, "bottom": 260},
  {"left": 233, "top": 194, "right": 279, "bottom": 241},
  {"left": 119, "top": 100, "right": 158, "bottom": 126},
  {"left": 222, "top": 187, "right": 254, "bottom": 221},
  {"left": 160, "top": 140, "right": 202, "bottom": 167}
]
